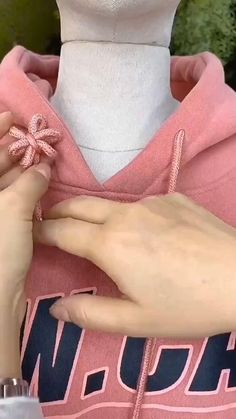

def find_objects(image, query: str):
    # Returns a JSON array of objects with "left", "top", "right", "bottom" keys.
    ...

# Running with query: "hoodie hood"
[
  {"left": 4, "top": 47, "right": 236, "bottom": 419},
  {"left": 0, "top": 46, "right": 235, "bottom": 197}
]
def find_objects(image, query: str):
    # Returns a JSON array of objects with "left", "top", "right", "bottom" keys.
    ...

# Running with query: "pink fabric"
[{"left": 1, "top": 46, "right": 236, "bottom": 418}]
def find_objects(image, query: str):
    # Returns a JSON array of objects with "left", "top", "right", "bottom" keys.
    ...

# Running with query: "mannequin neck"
[{"left": 52, "top": 41, "right": 178, "bottom": 182}]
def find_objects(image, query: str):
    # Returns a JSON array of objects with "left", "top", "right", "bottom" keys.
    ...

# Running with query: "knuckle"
[
  {"left": 100, "top": 228, "right": 113, "bottom": 248},
  {"left": 90, "top": 225, "right": 108, "bottom": 252},
  {"left": 123, "top": 202, "right": 145, "bottom": 220},
  {"left": 73, "top": 298, "right": 90, "bottom": 328},
  {"left": 79, "top": 224, "right": 102, "bottom": 260},
  {"left": 54, "top": 219, "right": 70, "bottom": 247},
  {"left": 94, "top": 227, "right": 118, "bottom": 261}
]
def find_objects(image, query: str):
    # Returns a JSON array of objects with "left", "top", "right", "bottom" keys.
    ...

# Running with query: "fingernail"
[
  {"left": 0, "top": 111, "right": 12, "bottom": 119},
  {"left": 50, "top": 301, "right": 71, "bottom": 322},
  {"left": 35, "top": 164, "right": 51, "bottom": 181}
]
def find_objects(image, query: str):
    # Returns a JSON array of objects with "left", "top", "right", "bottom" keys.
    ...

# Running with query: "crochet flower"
[
  {"left": 8, "top": 114, "right": 61, "bottom": 168},
  {"left": 8, "top": 114, "right": 61, "bottom": 221}
]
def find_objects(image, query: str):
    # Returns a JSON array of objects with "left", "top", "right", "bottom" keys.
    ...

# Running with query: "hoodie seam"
[
  {"left": 49, "top": 166, "right": 236, "bottom": 199},
  {"left": 48, "top": 181, "right": 147, "bottom": 200}
]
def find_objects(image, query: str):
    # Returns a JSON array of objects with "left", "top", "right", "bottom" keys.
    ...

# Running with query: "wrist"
[
  {"left": 0, "top": 283, "right": 26, "bottom": 327},
  {"left": 0, "top": 282, "right": 24, "bottom": 378},
  {"left": 0, "top": 312, "right": 22, "bottom": 378},
  {"left": 215, "top": 236, "right": 236, "bottom": 333}
]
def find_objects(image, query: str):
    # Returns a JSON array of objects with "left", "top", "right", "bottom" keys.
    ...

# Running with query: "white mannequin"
[{"left": 52, "top": 0, "right": 181, "bottom": 182}]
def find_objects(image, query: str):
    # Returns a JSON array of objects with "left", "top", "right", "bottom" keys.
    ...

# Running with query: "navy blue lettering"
[
  {"left": 120, "top": 338, "right": 146, "bottom": 389},
  {"left": 20, "top": 304, "right": 27, "bottom": 351},
  {"left": 120, "top": 338, "right": 189, "bottom": 392},
  {"left": 22, "top": 297, "right": 83, "bottom": 403},
  {"left": 190, "top": 334, "right": 236, "bottom": 392},
  {"left": 146, "top": 347, "right": 189, "bottom": 392},
  {"left": 84, "top": 370, "right": 106, "bottom": 397}
]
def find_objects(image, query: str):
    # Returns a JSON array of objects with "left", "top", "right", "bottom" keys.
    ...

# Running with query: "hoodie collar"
[{"left": 0, "top": 46, "right": 234, "bottom": 195}]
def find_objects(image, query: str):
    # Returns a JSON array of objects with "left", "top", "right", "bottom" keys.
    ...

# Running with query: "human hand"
[
  {"left": 0, "top": 112, "right": 51, "bottom": 323},
  {"left": 35, "top": 194, "right": 236, "bottom": 338}
]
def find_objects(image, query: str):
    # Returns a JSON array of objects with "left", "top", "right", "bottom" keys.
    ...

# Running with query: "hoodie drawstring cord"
[
  {"left": 131, "top": 129, "right": 185, "bottom": 419},
  {"left": 132, "top": 339, "right": 154, "bottom": 419},
  {"left": 168, "top": 130, "right": 185, "bottom": 194}
]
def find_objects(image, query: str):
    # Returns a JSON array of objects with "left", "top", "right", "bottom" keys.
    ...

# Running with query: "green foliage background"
[
  {"left": 0, "top": 0, "right": 59, "bottom": 56},
  {"left": 0, "top": 0, "right": 236, "bottom": 88},
  {"left": 171, "top": 0, "right": 236, "bottom": 88}
]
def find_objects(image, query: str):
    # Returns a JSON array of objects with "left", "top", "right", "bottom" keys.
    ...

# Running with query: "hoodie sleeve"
[{"left": 0, "top": 397, "right": 43, "bottom": 419}]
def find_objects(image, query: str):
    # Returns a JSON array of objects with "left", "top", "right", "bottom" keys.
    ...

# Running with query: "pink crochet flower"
[
  {"left": 8, "top": 114, "right": 61, "bottom": 220},
  {"left": 8, "top": 113, "right": 61, "bottom": 168}
]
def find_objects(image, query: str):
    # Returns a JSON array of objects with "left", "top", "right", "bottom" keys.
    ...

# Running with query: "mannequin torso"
[{"left": 52, "top": 0, "right": 181, "bottom": 182}]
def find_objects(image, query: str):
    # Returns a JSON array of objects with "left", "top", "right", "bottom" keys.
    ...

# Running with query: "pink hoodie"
[{"left": 1, "top": 46, "right": 236, "bottom": 419}]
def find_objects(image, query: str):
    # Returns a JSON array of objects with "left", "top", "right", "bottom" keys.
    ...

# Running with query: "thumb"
[
  {"left": 8, "top": 163, "right": 51, "bottom": 216},
  {"left": 50, "top": 294, "right": 143, "bottom": 336}
]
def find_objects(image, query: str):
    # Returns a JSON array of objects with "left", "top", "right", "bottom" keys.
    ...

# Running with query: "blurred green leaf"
[
  {"left": 171, "top": 0, "right": 236, "bottom": 65},
  {"left": 0, "top": 0, "right": 59, "bottom": 57}
]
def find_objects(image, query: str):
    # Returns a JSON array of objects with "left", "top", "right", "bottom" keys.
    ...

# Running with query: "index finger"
[
  {"left": 34, "top": 218, "right": 102, "bottom": 261},
  {"left": 46, "top": 196, "right": 121, "bottom": 224}
]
